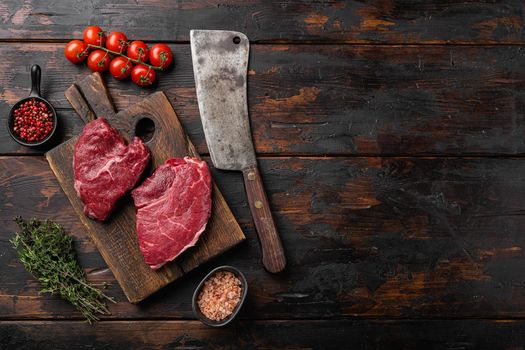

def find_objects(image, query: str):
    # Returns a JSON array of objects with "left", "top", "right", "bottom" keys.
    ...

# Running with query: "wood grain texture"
[
  {"left": 64, "top": 85, "right": 95, "bottom": 123},
  {"left": 3, "top": 156, "right": 525, "bottom": 319},
  {"left": 74, "top": 73, "right": 116, "bottom": 118},
  {"left": 1, "top": 319, "right": 524, "bottom": 350},
  {"left": 0, "top": 0, "right": 523, "bottom": 44},
  {"left": 45, "top": 73, "right": 245, "bottom": 303},
  {"left": 3, "top": 1, "right": 524, "bottom": 346},
  {"left": 2, "top": 44, "right": 525, "bottom": 156},
  {"left": 242, "top": 165, "right": 286, "bottom": 273}
]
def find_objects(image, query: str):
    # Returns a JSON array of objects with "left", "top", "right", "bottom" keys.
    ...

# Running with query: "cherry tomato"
[
  {"left": 106, "top": 32, "right": 128, "bottom": 54},
  {"left": 87, "top": 50, "right": 110, "bottom": 72},
  {"left": 83, "top": 26, "right": 106, "bottom": 47},
  {"left": 64, "top": 40, "right": 88, "bottom": 63},
  {"left": 149, "top": 44, "right": 173, "bottom": 69},
  {"left": 131, "top": 64, "right": 156, "bottom": 87},
  {"left": 127, "top": 41, "right": 149, "bottom": 62},
  {"left": 109, "top": 57, "right": 133, "bottom": 80}
]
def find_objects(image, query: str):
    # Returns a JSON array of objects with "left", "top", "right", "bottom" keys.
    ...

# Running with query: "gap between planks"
[
  {"left": 1, "top": 39, "right": 525, "bottom": 46},
  {"left": 2, "top": 317, "right": 525, "bottom": 322},
  {"left": 5, "top": 154, "right": 525, "bottom": 159}
]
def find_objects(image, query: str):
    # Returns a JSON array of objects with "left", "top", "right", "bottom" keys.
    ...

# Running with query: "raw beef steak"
[
  {"left": 131, "top": 157, "right": 212, "bottom": 270},
  {"left": 73, "top": 118, "right": 150, "bottom": 221}
]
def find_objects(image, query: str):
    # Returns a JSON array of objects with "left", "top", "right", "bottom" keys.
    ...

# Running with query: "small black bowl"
[
  {"left": 7, "top": 65, "right": 57, "bottom": 147},
  {"left": 192, "top": 265, "right": 248, "bottom": 327}
]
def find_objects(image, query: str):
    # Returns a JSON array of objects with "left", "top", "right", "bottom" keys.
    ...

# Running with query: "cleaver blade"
[{"left": 190, "top": 30, "right": 255, "bottom": 171}]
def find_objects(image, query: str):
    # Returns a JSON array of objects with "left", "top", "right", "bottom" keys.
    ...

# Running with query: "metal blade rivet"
[
  {"left": 255, "top": 201, "right": 263, "bottom": 208},
  {"left": 248, "top": 172, "right": 256, "bottom": 180}
]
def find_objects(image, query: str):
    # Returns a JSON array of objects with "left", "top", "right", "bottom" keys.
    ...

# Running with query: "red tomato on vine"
[
  {"left": 131, "top": 64, "right": 156, "bottom": 86},
  {"left": 149, "top": 44, "right": 173, "bottom": 69},
  {"left": 106, "top": 32, "right": 128, "bottom": 53},
  {"left": 109, "top": 57, "right": 133, "bottom": 80},
  {"left": 64, "top": 40, "right": 88, "bottom": 63},
  {"left": 83, "top": 26, "right": 106, "bottom": 46},
  {"left": 127, "top": 41, "right": 149, "bottom": 63},
  {"left": 87, "top": 50, "right": 110, "bottom": 72}
]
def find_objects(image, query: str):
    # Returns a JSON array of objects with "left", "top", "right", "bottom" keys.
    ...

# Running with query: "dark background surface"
[{"left": 1, "top": 1, "right": 525, "bottom": 349}]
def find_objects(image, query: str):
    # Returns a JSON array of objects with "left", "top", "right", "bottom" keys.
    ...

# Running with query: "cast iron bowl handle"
[{"left": 29, "top": 65, "right": 41, "bottom": 98}]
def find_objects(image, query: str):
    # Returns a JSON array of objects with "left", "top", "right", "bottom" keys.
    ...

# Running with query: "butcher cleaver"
[{"left": 190, "top": 30, "right": 286, "bottom": 273}]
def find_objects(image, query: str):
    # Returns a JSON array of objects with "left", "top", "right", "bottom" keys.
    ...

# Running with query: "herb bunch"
[{"left": 11, "top": 217, "right": 115, "bottom": 322}]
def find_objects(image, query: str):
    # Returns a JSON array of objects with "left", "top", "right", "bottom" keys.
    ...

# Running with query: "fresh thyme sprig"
[{"left": 11, "top": 217, "right": 115, "bottom": 323}]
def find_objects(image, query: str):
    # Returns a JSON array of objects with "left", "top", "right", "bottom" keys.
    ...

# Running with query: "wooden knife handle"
[{"left": 242, "top": 165, "right": 286, "bottom": 273}]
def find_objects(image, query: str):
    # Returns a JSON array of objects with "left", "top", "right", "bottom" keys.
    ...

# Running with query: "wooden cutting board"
[{"left": 45, "top": 73, "right": 245, "bottom": 303}]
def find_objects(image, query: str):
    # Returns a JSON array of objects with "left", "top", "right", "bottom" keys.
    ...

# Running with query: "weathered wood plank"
[
  {"left": 1, "top": 44, "right": 525, "bottom": 156},
  {"left": 3, "top": 156, "right": 525, "bottom": 319},
  {"left": 0, "top": 1, "right": 523, "bottom": 44},
  {"left": 0, "top": 319, "right": 523, "bottom": 350}
]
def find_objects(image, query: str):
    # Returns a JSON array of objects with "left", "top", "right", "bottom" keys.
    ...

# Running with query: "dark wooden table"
[{"left": 1, "top": 1, "right": 525, "bottom": 349}]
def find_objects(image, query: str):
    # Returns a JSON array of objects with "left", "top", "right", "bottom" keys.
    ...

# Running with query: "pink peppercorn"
[{"left": 12, "top": 99, "right": 53, "bottom": 142}]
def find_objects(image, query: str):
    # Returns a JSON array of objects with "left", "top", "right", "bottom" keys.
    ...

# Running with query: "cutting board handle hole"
[
  {"left": 134, "top": 117, "right": 155, "bottom": 143},
  {"left": 233, "top": 36, "right": 240, "bottom": 44}
]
